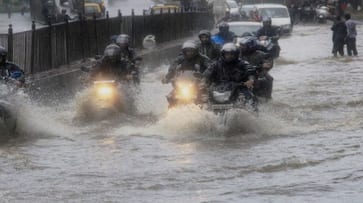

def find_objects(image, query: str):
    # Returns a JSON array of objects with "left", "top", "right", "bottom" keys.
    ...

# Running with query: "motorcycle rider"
[
  {"left": 256, "top": 17, "right": 281, "bottom": 58},
  {"left": 212, "top": 22, "right": 236, "bottom": 46},
  {"left": 90, "top": 44, "right": 132, "bottom": 81},
  {"left": 203, "top": 43, "right": 257, "bottom": 108},
  {"left": 239, "top": 37, "right": 273, "bottom": 100},
  {"left": 198, "top": 30, "right": 220, "bottom": 61},
  {"left": 0, "top": 46, "right": 25, "bottom": 86},
  {"left": 115, "top": 34, "right": 141, "bottom": 83},
  {"left": 162, "top": 40, "right": 211, "bottom": 106}
]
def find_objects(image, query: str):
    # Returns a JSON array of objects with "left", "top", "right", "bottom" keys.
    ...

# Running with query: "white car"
[
  {"left": 241, "top": 3, "right": 292, "bottom": 34},
  {"left": 226, "top": 0, "right": 240, "bottom": 14}
]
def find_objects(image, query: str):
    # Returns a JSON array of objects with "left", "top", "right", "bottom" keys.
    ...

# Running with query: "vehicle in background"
[
  {"left": 241, "top": 4, "right": 292, "bottom": 34},
  {"left": 254, "top": 4, "right": 292, "bottom": 34},
  {"left": 84, "top": 3, "right": 104, "bottom": 19},
  {"left": 315, "top": 5, "right": 332, "bottom": 23},
  {"left": 227, "top": 21, "right": 262, "bottom": 36},
  {"left": 225, "top": 0, "right": 239, "bottom": 14},
  {"left": 144, "top": 4, "right": 180, "bottom": 15},
  {"left": 85, "top": 0, "right": 105, "bottom": 14}
]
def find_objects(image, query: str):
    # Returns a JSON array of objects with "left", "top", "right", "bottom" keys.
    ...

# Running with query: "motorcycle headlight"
[
  {"left": 176, "top": 82, "right": 196, "bottom": 101},
  {"left": 96, "top": 85, "right": 115, "bottom": 99}
]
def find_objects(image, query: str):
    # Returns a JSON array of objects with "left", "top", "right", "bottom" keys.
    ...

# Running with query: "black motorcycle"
[{"left": 207, "top": 81, "right": 258, "bottom": 113}]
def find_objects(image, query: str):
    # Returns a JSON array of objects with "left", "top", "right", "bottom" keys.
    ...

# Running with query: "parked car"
[
  {"left": 85, "top": 0, "right": 105, "bottom": 14},
  {"left": 144, "top": 4, "right": 180, "bottom": 15},
  {"left": 84, "top": 3, "right": 104, "bottom": 19}
]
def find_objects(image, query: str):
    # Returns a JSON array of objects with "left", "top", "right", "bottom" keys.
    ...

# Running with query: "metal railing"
[{"left": 2, "top": 9, "right": 214, "bottom": 74}]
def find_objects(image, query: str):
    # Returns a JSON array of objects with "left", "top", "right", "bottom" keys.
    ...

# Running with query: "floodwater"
[{"left": 1, "top": 24, "right": 363, "bottom": 202}]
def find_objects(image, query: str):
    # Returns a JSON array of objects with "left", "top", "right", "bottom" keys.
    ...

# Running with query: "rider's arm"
[
  {"left": 164, "top": 61, "right": 179, "bottom": 83},
  {"left": 202, "top": 61, "right": 217, "bottom": 84}
]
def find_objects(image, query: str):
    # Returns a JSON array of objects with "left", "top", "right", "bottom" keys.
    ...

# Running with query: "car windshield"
[
  {"left": 259, "top": 8, "right": 289, "bottom": 18},
  {"left": 229, "top": 24, "right": 261, "bottom": 36}
]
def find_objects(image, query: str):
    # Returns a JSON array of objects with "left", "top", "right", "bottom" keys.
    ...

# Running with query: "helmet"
[
  {"left": 182, "top": 40, "right": 198, "bottom": 59},
  {"left": 182, "top": 40, "right": 198, "bottom": 50},
  {"left": 198, "top": 30, "right": 211, "bottom": 39},
  {"left": 0, "top": 46, "right": 7, "bottom": 63},
  {"left": 219, "top": 22, "right": 229, "bottom": 33},
  {"left": 103, "top": 44, "right": 121, "bottom": 62},
  {"left": 116, "top": 34, "right": 130, "bottom": 47},
  {"left": 239, "top": 37, "right": 258, "bottom": 52},
  {"left": 221, "top": 43, "right": 239, "bottom": 63},
  {"left": 262, "top": 17, "right": 272, "bottom": 26}
]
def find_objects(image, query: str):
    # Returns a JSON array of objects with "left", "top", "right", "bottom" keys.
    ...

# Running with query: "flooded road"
[{"left": 1, "top": 24, "right": 363, "bottom": 202}]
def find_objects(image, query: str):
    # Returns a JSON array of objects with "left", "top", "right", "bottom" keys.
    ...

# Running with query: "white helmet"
[{"left": 182, "top": 40, "right": 198, "bottom": 50}]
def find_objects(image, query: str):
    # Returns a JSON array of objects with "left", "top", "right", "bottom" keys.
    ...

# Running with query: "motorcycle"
[
  {"left": 207, "top": 81, "right": 257, "bottom": 114},
  {"left": 315, "top": 5, "right": 331, "bottom": 23},
  {"left": 257, "top": 36, "right": 280, "bottom": 59},
  {"left": 167, "top": 70, "right": 206, "bottom": 108},
  {"left": 76, "top": 66, "right": 134, "bottom": 121},
  {"left": 299, "top": 5, "right": 316, "bottom": 22}
]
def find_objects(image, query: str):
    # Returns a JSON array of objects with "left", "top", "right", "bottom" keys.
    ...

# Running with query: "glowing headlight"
[
  {"left": 176, "top": 82, "right": 196, "bottom": 101},
  {"left": 181, "top": 86, "right": 191, "bottom": 97},
  {"left": 97, "top": 86, "right": 114, "bottom": 98}
]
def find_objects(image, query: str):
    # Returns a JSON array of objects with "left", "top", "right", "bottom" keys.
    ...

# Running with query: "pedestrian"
[
  {"left": 331, "top": 16, "right": 347, "bottom": 57},
  {"left": 345, "top": 13, "right": 358, "bottom": 56}
]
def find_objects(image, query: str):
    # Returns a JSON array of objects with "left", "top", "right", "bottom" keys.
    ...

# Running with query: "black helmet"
[
  {"left": 116, "top": 34, "right": 130, "bottom": 47},
  {"left": 262, "top": 17, "right": 272, "bottom": 26},
  {"left": 198, "top": 30, "right": 211, "bottom": 39},
  {"left": 219, "top": 22, "right": 230, "bottom": 33},
  {"left": 221, "top": 43, "right": 239, "bottom": 63},
  {"left": 103, "top": 44, "right": 121, "bottom": 62},
  {"left": 0, "top": 46, "right": 7, "bottom": 63},
  {"left": 239, "top": 37, "right": 258, "bottom": 52}
]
